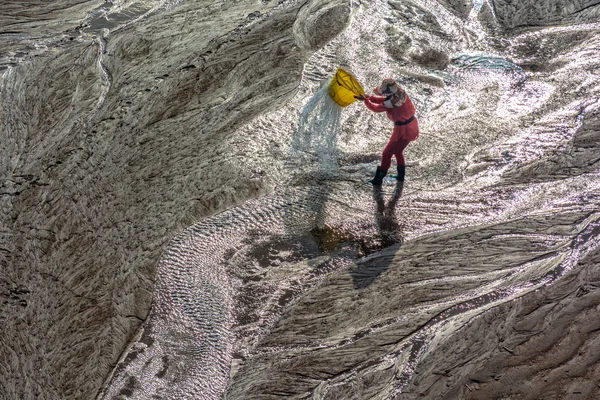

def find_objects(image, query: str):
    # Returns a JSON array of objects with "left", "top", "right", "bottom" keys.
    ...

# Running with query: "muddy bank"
[
  {"left": 0, "top": 1, "right": 350, "bottom": 398},
  {"left": 1, "top": 0, "right": 599, "bottom": 399}
]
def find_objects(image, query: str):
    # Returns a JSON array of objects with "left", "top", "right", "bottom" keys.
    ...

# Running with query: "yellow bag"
[{"left": 329, "top": 68, "right": 365, "bottom": 107}]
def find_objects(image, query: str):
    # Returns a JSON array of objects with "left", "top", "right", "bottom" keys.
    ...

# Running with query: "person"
[{"left": 356, "top": 78, "right": 419, "bottom": 185}]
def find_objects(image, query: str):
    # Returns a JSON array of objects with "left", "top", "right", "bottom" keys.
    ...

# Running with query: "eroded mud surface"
[{"left": 1, "top": 0, "right": 599, "bottom": 399}]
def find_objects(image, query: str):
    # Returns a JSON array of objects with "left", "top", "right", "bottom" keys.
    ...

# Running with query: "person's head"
[
  {"left": 374, "top": 78, "right": 399, "bottom": 96},
  {"left": 375, "top": 78, "right": 406, "bottom": 107}
]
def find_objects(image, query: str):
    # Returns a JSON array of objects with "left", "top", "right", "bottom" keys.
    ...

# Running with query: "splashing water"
[{"left": 289, "top": 80, "right": 342, "bottom": 173}]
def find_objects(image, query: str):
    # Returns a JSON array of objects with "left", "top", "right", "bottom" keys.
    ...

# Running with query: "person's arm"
[
  {"left": 363, "top": 96, "right": 388, "bottom": 112},
  {"left": 367, "top": 95, "right": 387, "bottom": 104}
]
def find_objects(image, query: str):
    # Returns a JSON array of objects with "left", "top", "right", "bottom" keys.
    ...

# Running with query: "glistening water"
[
  {"left": 290, "top": 81, "right": 342, "bottom": 172},
  {"left": 2, "top": 0, "right": 600, "bottom": 399}
]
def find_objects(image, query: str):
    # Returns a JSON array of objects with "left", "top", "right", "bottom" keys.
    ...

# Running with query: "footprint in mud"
[
  {"left": 386, "top": 26, "right": 449, "bottom": 70},
  {"left": 384, "top": 4, "right": 450, "bottom": 70},
  {"left": 388, "top": 0, "right": 444, "bottom": 35},
  {"left": 384, "top": 25, "right": 413, "bottom": 64},
  {"left": 410, "top": 41, "right": 450, "bottom": 70}
]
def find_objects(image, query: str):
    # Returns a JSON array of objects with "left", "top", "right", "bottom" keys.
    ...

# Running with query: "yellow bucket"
[{"left": 328, "top": 68, "right": 365, "bottom": 107}]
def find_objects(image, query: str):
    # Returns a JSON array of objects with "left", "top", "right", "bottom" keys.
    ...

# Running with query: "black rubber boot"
[
  {"left": 367, "top": 166, "right": 387, "bottom": 185},
  {"left": 396, "top": 165, "right": 405, "bottom": 181}
]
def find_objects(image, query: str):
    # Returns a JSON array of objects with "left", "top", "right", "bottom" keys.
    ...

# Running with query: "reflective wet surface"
[{"left": 2, "top": 0, "right": 600, "bottom": 399}]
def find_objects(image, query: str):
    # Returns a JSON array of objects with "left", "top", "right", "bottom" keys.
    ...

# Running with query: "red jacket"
[{"left": 364, "top": 95, "right": 419, "bottom": 142}]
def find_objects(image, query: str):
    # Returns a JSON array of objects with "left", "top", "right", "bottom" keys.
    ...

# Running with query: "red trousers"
[
  {"left": 380, "top": 119, "right": 419, "bottom": 170},
  {"left": 381, "top": 136, "right": 412, "bottom": 170}
]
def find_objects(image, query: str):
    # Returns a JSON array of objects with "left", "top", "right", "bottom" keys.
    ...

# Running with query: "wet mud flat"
[
  {"left": 224, "top": 110, "right": 600, "bottom": 399},
  {"left": 1, "top": 0, "right": 352, "bottom": 398},
  {"left": 1, "top": 0, "right": 600, "bottom": 399},
  {"left": 412, "top": 109, "right": 600, "bottom": 400}
]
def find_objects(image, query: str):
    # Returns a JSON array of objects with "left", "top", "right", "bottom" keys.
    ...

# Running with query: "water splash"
[{"left": 289, "top": 80, "right": 342, "bottom": 173}]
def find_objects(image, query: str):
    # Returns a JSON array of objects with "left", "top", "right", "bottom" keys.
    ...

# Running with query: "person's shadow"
[{"left": 351, "top": 181, "right": 405, "bottom": 289}]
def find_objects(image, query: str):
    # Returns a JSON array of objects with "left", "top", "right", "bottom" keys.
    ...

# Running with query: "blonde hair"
[{"left": 393, "top": 88, "right": 407, "bottom": 105}]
